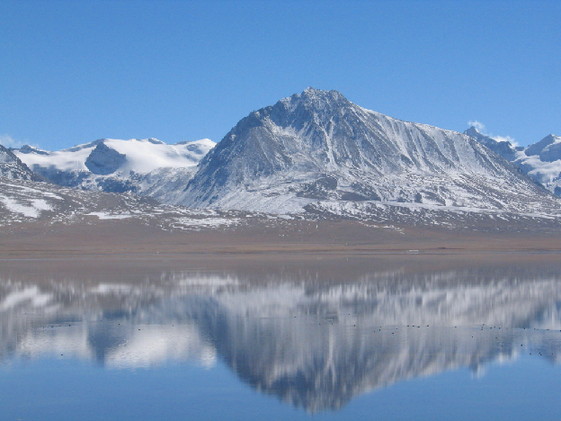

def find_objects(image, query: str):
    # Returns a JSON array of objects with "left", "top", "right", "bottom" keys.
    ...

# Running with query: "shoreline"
[{"left": 1, "top": 218, "right": 560, "bottom": 261}]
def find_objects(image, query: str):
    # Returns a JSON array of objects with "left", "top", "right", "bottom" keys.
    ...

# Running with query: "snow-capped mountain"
[
  {"left": 463, "top": 126, "right": 520, "bottom": 162},
  {"left": 525, "top": 134, "right": 561, "bottom": 161},
  {"left": 6, "top": 88, "right": 561, "bottom": 226},
  {"left": 465, "top": 128, "right": 561, "bottom": 197},
  {"left": 0, "top": 144, "right": 38, "bottom": 181},
  {"left": 518, "top": 134, "right": 561, "bottom": 196},
  {"left": 179, "top": 88, "right": 559, "bottom": 218},
  {"left": 13, "top": 137, "right": 216, "bottom": 201}
]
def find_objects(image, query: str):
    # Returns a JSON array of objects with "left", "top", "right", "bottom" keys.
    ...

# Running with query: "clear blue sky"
[{"left": 1, "top": 0, "right": 560, "bottom": 149}]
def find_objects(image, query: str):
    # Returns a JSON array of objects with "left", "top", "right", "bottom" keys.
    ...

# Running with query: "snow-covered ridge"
[
  {"left": 465, "top": 127, "right": 561, "bottom": 197},
  {"left": 13, "top": 137, "right": 216, "bottom": 201}
]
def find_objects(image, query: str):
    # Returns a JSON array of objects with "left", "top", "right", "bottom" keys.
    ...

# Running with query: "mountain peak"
[
  {"left": 526, "top": 134, "right": 561, "bottom": 157},
  {"left": 465, "top": 126, "right": 481, "bottom": 136},
  {"left": 273, "top": 88, "right": 353, "bottom": 119},
  {"left": 0, "top": 144, "right": 38, "bottom": 181},
  {"left": 543, "top": 134, "right": 559, "bottom": 142},
  {"left": 17, "top": 145, "right": 49, "bottom": 155},
  {"left": 525, "top": 133, "right": 561, "bottom": 162},
  {"left": 302, "top": 86, "right": 343, "bottom": 98},
  {"left": 295, "top": 87, "right": 347, "bottom": 103},
  {"left": 464, "top": 126, "right": 518, "bottom": 161}
]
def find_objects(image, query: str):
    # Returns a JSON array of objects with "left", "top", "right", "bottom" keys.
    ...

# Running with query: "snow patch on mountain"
[
  {"left": 0, "top": 195, "right": 52, "bottom": 218},
  {"left": 0, "top": 177, "right": 243, "bottom": 231}
]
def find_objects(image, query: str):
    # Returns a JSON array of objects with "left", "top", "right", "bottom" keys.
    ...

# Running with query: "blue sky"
[{"left": 1, "top": 0, "right": 560, "bottom": 150}]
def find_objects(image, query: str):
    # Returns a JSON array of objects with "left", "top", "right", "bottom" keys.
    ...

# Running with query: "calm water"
[{"left": 1, "top": 256, "right": 561, "bottom": 420}]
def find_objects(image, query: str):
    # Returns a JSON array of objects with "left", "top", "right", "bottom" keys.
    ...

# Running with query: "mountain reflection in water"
[{"left": 1, "top": 258, "right": 561, "bottom": 412}]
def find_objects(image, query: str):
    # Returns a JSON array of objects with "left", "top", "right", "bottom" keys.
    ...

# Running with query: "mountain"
[
  {"left": 517, "top": 134, "right": 561, "bottom": 196},
  {"left": 178, "top": 88, "right": 560, "bottom": 221},
  {"left": 0, "top": 144, "right": 38, "bottom": 181},
  {"left": 0, "top": 176, "right": 241, "bottom": 230},
  {"left": 463, "top": 126, "right": 519, "bottom": 162},
  {"left": 465, "top": 128, "right": 561, "bottom": 197},
  {"left": 525, "top": 134, "right": 561, "bottom": 161},
  {"left": 13, "top": 137, "right": 216, "bottom": 202}
]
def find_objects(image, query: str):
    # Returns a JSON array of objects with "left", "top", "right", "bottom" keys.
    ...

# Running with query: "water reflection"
[{"left": 2, "top": 259, "right": 561, "bottom": 412}]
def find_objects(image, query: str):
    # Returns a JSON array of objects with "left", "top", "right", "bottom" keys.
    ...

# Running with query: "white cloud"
[
  {"left": 0, "top": 134, "right": 25, "bottom": 148},
  {"left": 467, "top": 120, "right": 486, "bottom": 133},
  {"left": 466, "top": 121, "right": 517, "bottom": 146}
]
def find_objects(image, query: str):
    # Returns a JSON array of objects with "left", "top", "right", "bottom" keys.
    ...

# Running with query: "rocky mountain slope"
[
  {"left": 0, "top": 145, "right": 38, "bottom": 181},
  {"left": 463, "top": 126, "right": 520, "bottom": 162},
  {"left": 0, "top": 176, "right": 241, "bottom": 231},
  {"left": 178, "top": 88, "right": 560, "bottom": 222},
  {"left": 465, "top": 127, "right": 561, "bottom": 197},
  {"left": 13, "top": 137, "right": 216, "bottom": 202}
]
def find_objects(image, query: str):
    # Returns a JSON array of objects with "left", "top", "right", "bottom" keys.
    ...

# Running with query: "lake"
[{"left": 1, "top": 254, "right": 561, "bottom": 420}]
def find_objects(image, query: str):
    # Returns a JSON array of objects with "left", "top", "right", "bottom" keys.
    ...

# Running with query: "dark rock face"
[
  {"left": 526, "top": 135, "right": 561, "bottom": 162},
  {"left": 85, "top": 142, "right": 127, "bottom": 175},
  {"left": 17, "top": 145, "right": 49, "bottom": 155}
]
